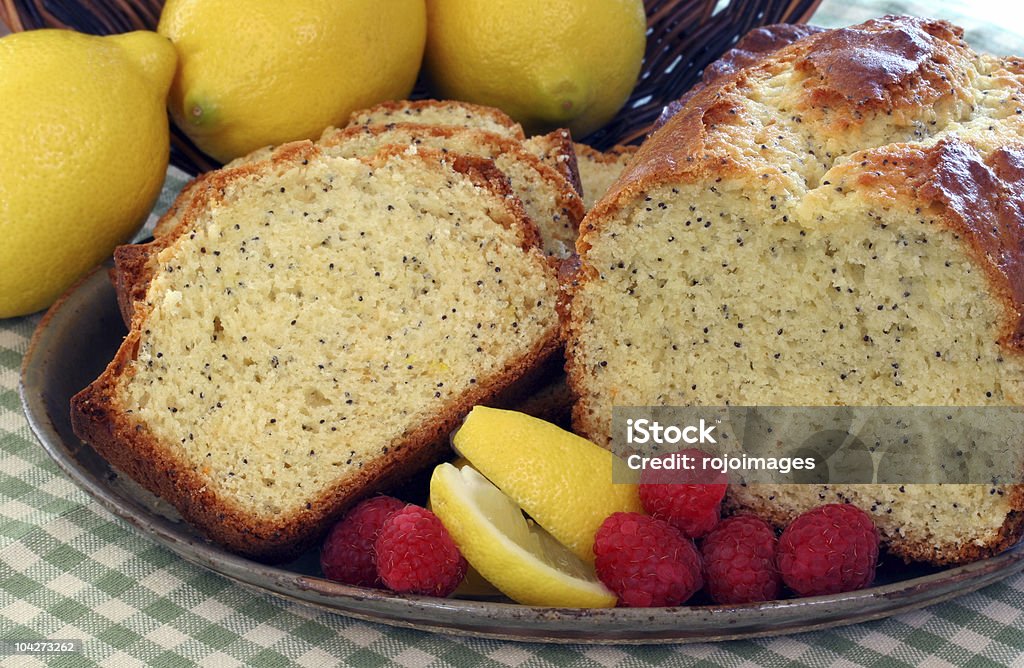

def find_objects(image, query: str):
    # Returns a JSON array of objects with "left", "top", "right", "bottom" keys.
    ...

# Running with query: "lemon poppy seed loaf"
[
  {"left": 566, "top": 15, "right": 1024, "bottom": 564},
  {"left": 73, "top": 142, "right": 561, "bottom": 562}
]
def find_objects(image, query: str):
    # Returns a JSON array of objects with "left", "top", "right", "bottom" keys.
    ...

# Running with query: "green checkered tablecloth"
[{"left": 5, "top": 2, "right": 1024, "bottom": 666}]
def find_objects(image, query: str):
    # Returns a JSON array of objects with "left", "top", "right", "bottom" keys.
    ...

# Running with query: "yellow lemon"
[
  {"left": 431, "top": 463, "right": 617, "bottom": 607},
  {"left": 158, "top": 0, "right": 427, "bottom": 163},
  {"left": 0, "top": 29, "right": 175, "bottom": 318},
  {"left": 424, "top": 0, "right": 646, "bottom": 137},
  {"left": 451, "top": 406, "right": 641, "bottom": 563}
]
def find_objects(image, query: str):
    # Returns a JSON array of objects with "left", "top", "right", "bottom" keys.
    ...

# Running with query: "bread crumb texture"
[
  {"left": 319, "top": 124, "right": 582, "bottom": 258},
  {"left": 117, "top": 148, "right": 558, "bottom": 524},
  {"left": 568, "top": 16, "right": 1024, "bottom": 564}
]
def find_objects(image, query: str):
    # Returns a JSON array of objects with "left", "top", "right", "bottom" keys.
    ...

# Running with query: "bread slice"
[
  {"left": 349, "top": 101, "right": 582, "bottom": 199},
  {"left": 155, "top": 128, "right": 583, "bottom": 257},
  {"left": 157, "top": 102, "right": 583, "bottom": 249},
  {"left": 73, "top": 142, "right": 561, "bottom": 562},
  {"left": 566, "top": 16, "right": 1024, "bottom": 565},
  {"left": 573, "top": 143, "right": 638, "bottom": 210},
  {"left": 523, "top": 129, "right": 583, "bottom": 196},
  {"left": 318, "top": 123, "right": 583, "bottom": 258},
  {"left": 347, "top": 99, "right": 525, "bottom": 140}
]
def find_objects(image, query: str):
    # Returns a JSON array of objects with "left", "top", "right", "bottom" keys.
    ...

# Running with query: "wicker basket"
[{"left": 1, "top": 0, "right": 821, "bottom": 175}]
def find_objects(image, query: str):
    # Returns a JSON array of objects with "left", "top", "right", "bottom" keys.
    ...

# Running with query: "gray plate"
[{"left": 19, "top": 265, "right": 1024, "bottom": 644}]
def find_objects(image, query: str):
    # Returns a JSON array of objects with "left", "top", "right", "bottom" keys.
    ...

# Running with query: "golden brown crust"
[
  {"left": 346, "top": 99, "right": 526, "bottom": 140},
  {"left": 796, "top": 17, "right": 966, "bottom": 111},
  {"left": 705, "top": 23, "right": 826, "bottom": 84},
  {"left": 554, "top": 255, "right": 581, "bottom": 330},
  {"left": 111, "top": 244, "right": 152, "bottom": 325},
  {"left": 71, "top": 142, "right": 561, "bottom": 563},
  {"left": 584, "top": 16, "right": 977, "bottom": 237},
  {"left": 654, "top": 23, "right": 827, "bottom": 130}
]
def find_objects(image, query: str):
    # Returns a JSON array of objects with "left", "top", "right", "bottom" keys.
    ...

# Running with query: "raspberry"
[
  {"left": 593, "top": 512, "right": 703, "bottom": 607},
  {"left": 778, "top": 503, "right": 879, "bottom": 597},
  {"left": 701, "top": 515, "right": 780, "bottom": 604},
  {"left": 320, "top": 495, "right": 407, "bottom": 587},
  {"left": 638, "top": 449, "right": 728, "bottom": 538},
  {"left": 375, "top": 505, "right": 467, "bottom": 596}
]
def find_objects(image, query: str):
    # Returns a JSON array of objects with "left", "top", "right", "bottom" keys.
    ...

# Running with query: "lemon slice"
[
  {"left": 430, "top": 463, "right": 617, "bottom": 608},
  {"left": 452, "top": 406, "right": 641, "bottom": 563}
]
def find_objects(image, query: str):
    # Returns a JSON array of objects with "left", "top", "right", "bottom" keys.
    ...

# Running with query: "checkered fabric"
[{"left": 4, "top": 2, "right": 1024, "bottom": 665}]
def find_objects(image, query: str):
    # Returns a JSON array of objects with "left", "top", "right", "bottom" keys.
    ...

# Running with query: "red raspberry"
[
  {"left": 375, "top": 506, "right": 467, "bottom": 596},
  {"left": 638, "top": 449, "right": 728, "bottom": 538},
  {"left": 777, "top": 503, "right": 879, "bottom": 597},
  {"left": 320, "top": 495, "right": 406, "bottom": 587},
  {"left": 701, "top": 515, "right": 780, "bottom": 604},
  {"left": 593, "top": 512, "right": 703, "bottom": 607}
]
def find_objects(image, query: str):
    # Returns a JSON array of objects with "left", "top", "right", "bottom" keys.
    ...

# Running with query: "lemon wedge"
[
  {"left": 452, "top": 406, "right": 641, "bottom": 563},
  {"left": 430, "top": 463, "right": 616, "bottom": 608}
]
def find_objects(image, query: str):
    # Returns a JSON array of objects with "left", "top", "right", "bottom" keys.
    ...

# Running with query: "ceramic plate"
[{"left": 20, "top": 266, "right": 1024, "bottom": 644}]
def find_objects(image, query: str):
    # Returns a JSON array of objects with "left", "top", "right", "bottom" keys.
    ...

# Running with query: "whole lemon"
[
  {"left": 424, "top": 0, "right": 646, "bottom": 137},
  {"left": 0, "top": 30, "right": 175, "bottom": 319},
  {"left": 158, "top": 0, "right": 427, "bottom": 163}
]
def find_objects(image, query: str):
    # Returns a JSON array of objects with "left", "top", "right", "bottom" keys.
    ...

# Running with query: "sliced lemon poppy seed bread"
[
  {"left": 154, "top": 101, "right": 582, "bottom": 251},
  {"left": 351, "top": 100, "right": 581, "bottom": 198},
  {"left": 566, "top": 15, "right": 1024, "bottom": 564},
  {"left": 133, "top": 125, "right": 581, "bottom": 329},
  {"left": 151, "top": 100, "right": 527, "bottom": 239},
  {"left": 73, "top": 142, "right": 561, "bottom": 562},
  {"left": 318, "top": 123, "right": 583, "bottom": 257}
]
